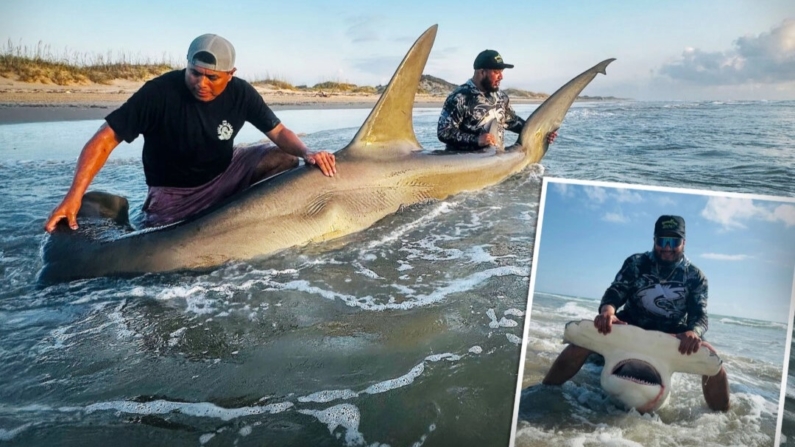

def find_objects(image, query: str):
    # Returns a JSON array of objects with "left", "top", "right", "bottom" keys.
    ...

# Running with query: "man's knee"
[
  {"left": 253, "top": 147, "right": 299, "bottom": 181},
  {"left": 702, "top": 366, "right": 730, "bottom": 412},
  {"left": 542, "top": 344, "right": 593, "bottom": 386},
  {"left": 703, "top": 365, "right": 727, "bottom": 383},
  {"left": 272, "top": 150, "right": 299, "bottom": 170},
  {"left": 562, "top": 344, "right": 593, "bottom": 362},
  {"left": 260, "top": 148, "right": 298, "bottom": 169}
]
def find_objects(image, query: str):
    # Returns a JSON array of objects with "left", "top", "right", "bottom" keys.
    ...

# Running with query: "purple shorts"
[{"left": 142, "top": 144, "right": 277, "bottom": 227}]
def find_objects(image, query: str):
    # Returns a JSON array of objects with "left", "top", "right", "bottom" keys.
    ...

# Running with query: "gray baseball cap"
[{"left": 187, "top": 34, "right": 236, "bottom": 71}]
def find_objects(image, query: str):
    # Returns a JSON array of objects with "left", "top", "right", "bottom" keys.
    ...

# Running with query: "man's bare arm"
[
  {"left": 44, "top": 123, "right": 122, "bottom": 232},
  {"left": 266, "top": 123, "right": 336, "bottom": 176}
]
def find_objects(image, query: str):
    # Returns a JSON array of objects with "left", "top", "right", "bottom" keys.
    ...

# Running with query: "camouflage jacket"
[
  {"left": 599, "top": 251, "right": 709, "bottom": 337},
  {"left": 437, "top": 79, "right": 524, "bottom": 151}
]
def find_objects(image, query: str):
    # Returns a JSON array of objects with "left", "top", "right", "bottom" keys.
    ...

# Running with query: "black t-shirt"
[{"left": 106, "top": 70, "right": 281, "bottom": 187}]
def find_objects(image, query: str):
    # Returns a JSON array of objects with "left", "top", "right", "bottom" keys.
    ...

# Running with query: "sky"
[
  {"left": 532, "top": 179, "right": 795, "bottom": 323},
  {"left": 2, "top": 0, "right": 794, "bottom": 101}
]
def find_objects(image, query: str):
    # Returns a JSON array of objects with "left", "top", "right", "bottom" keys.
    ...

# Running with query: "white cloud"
[
  {"left": 772, "top": 204, "right": 795, "bottom": 227},
  {"left": 584, "top": 186, "right": 608, "bottom": 203},
  {"left": 701, "top": 197, "right": 795, "bottom": 229},
  {"left": 552, "top": 183, "right": 573, "bottom": 198},
  {"left": 700, "top": 253, "right": 751, "bottom": 261},
  {"left": 659, "top": 19, "right": 795, "bottom": 86},
  {"left": 602, "top": 212, "right": 628, "bottom": 223},
  {"left": 701, "top": 197, "right": 760, "bottom": 229},
  {"left": 614, "top": 189, "right": 643, "bottom": 203}
]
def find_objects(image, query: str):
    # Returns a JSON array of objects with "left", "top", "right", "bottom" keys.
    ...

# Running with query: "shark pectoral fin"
[
  {"left": 517, "top": 58, "right": 615, "bottom": 164},
  {"left": 338, "top": 25, "right": 438, "bottom": 161},
  {"left": 487, "top": 119, "right": 505, "bottom": 152},
  {"left": 79, "top": 190, "right": 132, "bottom": 228}
]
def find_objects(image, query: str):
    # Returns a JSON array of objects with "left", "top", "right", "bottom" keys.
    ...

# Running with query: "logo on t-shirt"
[
  {"left": 217, "top": 120, "right": 233, "bottom": 140},
  {"left": 636, "top": 283, "right": 686, "bottom": 318}
]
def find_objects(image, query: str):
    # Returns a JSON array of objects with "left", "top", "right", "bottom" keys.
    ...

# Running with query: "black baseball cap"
[
  {"left": 473, "top": 50, "right": 514, "bottom": 70},
  {"left": 654, "top": 215, "right": 686, "bottom": 238}
]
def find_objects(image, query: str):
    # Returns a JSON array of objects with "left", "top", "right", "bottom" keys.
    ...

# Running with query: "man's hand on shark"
[
  {"left": 477, "top": 130, "right": 557, "bottom": 148},
  {"left": 477, "top": 133, "right": 497, "bottom": 147},
  {"left": 675, "top": 331, "right": 701, "bottom": 355},
  {"left": 305, "top": 151, "right": 337, "bottom": 177},
  {"left": 594, "top": 305, "right": 626, "bottom": 335}
]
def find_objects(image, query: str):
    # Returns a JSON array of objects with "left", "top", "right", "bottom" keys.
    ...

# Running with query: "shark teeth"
[
  {"left": 615, "top": 375, "right": 658, "bottom": 386},
  {"left": 611, "top": 359, "right": 663, "bottom": 386}
]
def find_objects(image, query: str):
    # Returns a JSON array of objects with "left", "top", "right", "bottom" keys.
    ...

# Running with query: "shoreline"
[
  {"left": 0, "top": 100, "right": 456, "bottom": 125},
  {"left": 0, "top": 98, "right": 549, "bottom": 125},
  {"left": 0, "top": 76, "right": 547, "bottom": 125}
]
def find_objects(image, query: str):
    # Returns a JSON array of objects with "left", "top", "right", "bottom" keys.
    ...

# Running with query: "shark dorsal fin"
[{"left": 338, "top": 25, "right": 438, "bottom": 160}]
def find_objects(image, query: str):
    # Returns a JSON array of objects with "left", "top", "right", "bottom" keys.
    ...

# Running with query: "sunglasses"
[{"left": 655, "top": 237, "right": 683, "bottom": 249}]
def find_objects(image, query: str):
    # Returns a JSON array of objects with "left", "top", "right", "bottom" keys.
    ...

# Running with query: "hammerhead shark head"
[
  {"left": 563, "top": 320, "right": 723, "bottom": 412},
  {"left": 39, "top": 25, "right": 614, "bottom": 283}
]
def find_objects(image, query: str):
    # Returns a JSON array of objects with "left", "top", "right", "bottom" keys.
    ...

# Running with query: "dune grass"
[
  {"left": 311, "top": 81, "right": 359, "bottom": 92},
  {"left": 502, "top": 87, "right": 548, "bottom": 99},
  {"left": 0, "top": 39, "right": 177, "bottom": 85},
  {"left": 252, "top": 77, "right": 381, "bottom": 95},
  {"left": 250, "top": 73, "right": 296, "bottom": 90},
  {"left": 1, "top": 39, "right": 479, "bottom": 98}
]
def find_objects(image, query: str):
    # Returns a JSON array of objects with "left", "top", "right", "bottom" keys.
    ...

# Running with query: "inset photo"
[{"left": 512, "top": 178, "right": 795, "bottom": 447}]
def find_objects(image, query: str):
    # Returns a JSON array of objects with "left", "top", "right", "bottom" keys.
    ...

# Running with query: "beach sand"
[{"left": 0, "top": 76, "right": 544, "bottom": 124}]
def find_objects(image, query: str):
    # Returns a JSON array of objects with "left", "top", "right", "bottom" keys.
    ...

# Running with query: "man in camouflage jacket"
[{"left": 437, "top": 49, "right": 556, "bottom": 151}]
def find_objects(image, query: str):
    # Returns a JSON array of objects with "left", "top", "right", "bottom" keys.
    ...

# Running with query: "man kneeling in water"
[{"left": 542, "top": 215, "right": 730, "bottom": 412}]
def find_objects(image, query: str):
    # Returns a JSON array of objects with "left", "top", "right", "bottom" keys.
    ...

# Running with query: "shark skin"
[
  {"left": 38, "top": 25, "right": 614, "bottom": 283},
  {"left": 563, "top": 319, "right": 723, "bottom": 412}
]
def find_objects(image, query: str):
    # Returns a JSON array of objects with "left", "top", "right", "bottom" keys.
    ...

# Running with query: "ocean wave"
[{"left": 718, "top": 317, "right": 787, "bottom": 330}]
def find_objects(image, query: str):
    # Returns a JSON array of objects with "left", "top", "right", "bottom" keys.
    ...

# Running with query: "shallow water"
[
  {"left": 0, "top": 107, "right": 538, "bottom": 446},
  {"left": 1, "top": 101, "right": 794, "bottom": 446}
]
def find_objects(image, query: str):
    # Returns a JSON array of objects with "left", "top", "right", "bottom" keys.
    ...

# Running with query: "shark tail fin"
[
  {"left": 339, "top": 25, "right": 438, "bottom": 160},
  {"left": 78, "top": 191, "right": 132, "bottom": 227},
  {"left": 38, "top": 191, "right": 134, "bottom": 285},
  {"left": 515, "top": 58, "right": 615, "bottom": 164}
]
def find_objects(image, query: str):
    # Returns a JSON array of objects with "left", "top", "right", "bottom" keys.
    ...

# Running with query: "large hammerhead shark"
[
  {"left": 39, "top": 25, "right": 614, "bottom": 283},
  {"left": 564, "top": 320, "right": 723, "bottom": 412}
]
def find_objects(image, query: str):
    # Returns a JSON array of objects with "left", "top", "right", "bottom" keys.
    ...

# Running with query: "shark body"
[{"left": 39, "top": 26, "right": 614, "bottom": 283}]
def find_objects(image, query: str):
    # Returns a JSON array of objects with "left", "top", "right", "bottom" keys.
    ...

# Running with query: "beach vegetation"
[
  {"left": 503, "top": 88, "right": 548, "bottom": 99},
  {"left": 311, "top": 81, "right": 359, "bottom": 92},
  {"left": 250, "top": 73, "right": 295, "bottom": 90},
  {"left": 0, "top": 39, "right": 177, "bottom": 85}
]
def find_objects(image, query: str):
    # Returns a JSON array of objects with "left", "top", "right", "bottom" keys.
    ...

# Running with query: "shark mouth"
[{"left": 611, "top": 359, "right": 663, "bottom": 386}]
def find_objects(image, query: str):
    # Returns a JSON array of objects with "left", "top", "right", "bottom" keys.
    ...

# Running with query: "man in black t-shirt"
[
  {"left": 541, "top": 215, "right": 730, "bottom": 412},
  {"left": 45, "top": 33, "right": 336, "bottom": 231}
]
